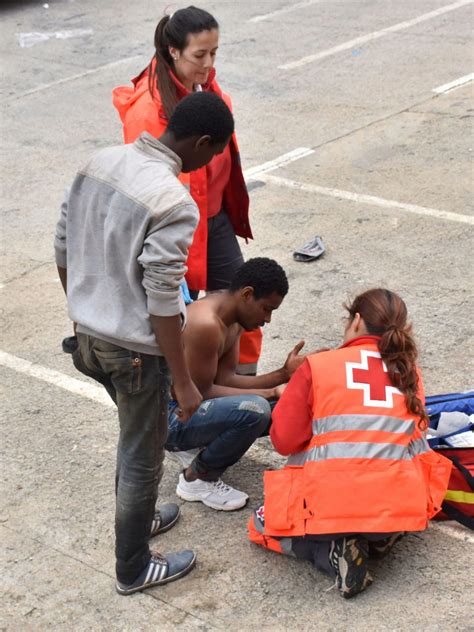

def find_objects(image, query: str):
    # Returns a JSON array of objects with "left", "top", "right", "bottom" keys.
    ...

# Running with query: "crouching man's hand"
[{"left": 283, "top": 340, "right": 306, "bottom": 380}]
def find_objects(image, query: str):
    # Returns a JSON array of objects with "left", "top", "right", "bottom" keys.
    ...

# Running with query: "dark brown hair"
[
  {"left": 149, "top": 6, "right": 219, "bottom": 119},
  {"left": 345, "top": 288, "right": 428, "bottom": 429}
]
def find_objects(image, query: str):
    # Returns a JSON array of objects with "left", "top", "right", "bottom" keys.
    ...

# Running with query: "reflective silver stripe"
[
  {"left": 408, "top": 436, "right": 431, "bottom": 456},
  {"left": 236, "top": 362, "right": 258, "bottom": 375},
  {"left": 312, "top": 415, "right": 415, "bottom": 436},
  {"left": 287, "top": 438, "right": 431, "bottom": 465},
  {"left": 253, "top": 512, "right": 264, "bottom": 534},
  {"left": 287, "top": 451, "right": 310, "bottom": 466},
  {"left": 280, "top": 538, "right": 297, "bottom": 557}
]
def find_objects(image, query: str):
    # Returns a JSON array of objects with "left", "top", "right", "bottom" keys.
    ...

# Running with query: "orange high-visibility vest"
[{"left": 262, "top": 342, "right": 452, "bottom": 537}]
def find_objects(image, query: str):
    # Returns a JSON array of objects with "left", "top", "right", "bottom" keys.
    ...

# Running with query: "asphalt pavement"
[{"left": 1, "top": 1, "right": 473, "bottom": 630}]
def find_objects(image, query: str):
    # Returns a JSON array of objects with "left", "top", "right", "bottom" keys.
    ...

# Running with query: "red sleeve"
[{"left": 270, "top": 359, "right": 313, "bottom": 456}]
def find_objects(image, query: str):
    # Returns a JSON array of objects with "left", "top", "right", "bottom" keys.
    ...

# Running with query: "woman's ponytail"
[
  {"left": 148, "top": 15, "right": 178, "bottom": 119},
  {"left": 346, "top": 289, "right": 429, "bottom": 430}
]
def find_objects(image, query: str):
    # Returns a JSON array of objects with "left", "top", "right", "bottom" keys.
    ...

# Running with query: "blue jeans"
[
  {"left": 165, "top": 395, "right": 272, "bottom": 480},
  {"left": 72, "top": 334, "right": 170, "bottom": 585}
]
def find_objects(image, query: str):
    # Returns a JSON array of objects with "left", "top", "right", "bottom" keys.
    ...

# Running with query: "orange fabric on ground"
[{"left": 247, "top": 514, "right": 284, "bottom": 554}]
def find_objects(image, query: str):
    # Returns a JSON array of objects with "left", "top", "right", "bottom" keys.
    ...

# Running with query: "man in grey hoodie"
[{"left": 54, "top": 92, "right": 234, "bottom": 595}]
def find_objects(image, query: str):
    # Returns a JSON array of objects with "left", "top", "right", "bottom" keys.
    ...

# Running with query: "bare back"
[{"left": 183, "top": 295, "right": 241, "bottom": 396}]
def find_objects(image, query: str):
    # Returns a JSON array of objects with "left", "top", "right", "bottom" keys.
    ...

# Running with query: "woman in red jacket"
[
  {"left": 113, "top": 6, "right": 261, "bottom": 374},
  {"left": 248, "top": 289, "right": 451, "bottom": 599}
]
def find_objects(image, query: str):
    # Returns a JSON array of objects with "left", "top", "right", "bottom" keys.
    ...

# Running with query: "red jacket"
[{"left": 112, "top": 63, "right": 251, "bottom": 291}]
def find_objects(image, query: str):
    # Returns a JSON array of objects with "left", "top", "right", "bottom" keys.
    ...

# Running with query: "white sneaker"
[
  {"left": 167, "top": 448, "right": 202, "bottom": 469},
  {"left": 176, "top": 473, "right": 249, "bottom": 511}
]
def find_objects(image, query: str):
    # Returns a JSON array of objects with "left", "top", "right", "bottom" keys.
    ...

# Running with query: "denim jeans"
[
  {"left": 72, "top": 333, "right": 170, "bottom": 584},
  {"left": 251, "top": 507, "right": 397, "bottom": 579},
  {"left": 165, "top": 395, "right": 272, "bottom": 480}
]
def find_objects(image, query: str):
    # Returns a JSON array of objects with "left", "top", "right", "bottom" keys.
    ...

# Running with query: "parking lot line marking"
[
  {"left": 0, "top": 349, "right": 114, "bottom": 408},
  {"left": 5, "top": 55, "right": 143, "bottom": 101},
  {"left": 433, "top": 72, "right": 474, "bottom": 94},
  {"left": 279, "top": 0, "right": 473, "bottom": 70},
  {"left": 2, "top": 345, "right": 474, "bottom": 548},
  {"left": 259, "top": 174, "right": 474, "bottom": 225},
  {"left": 248, "top": 0, "right": 323, "bottom": 23},
  {"left": 1, "top": 347, "right": 474, "bottom": 546},
  {"left": 243, "top": 148, "right": 315, "bottom": 180}
]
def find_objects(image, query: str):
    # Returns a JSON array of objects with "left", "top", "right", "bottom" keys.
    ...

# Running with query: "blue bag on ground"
[{"left": 426, "top": 391, "right": 474, "bottom": 529}]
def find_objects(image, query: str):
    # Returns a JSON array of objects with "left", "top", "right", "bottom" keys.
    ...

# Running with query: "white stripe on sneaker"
[
  {"left": 144, "top": 563, "right": 155, "bottom": 584},
  {"left": 151, "top": 563, "right": 161, "bottom": 582},
  {"left": 158, "top": 563, "right": 168, "bottom": 580}
]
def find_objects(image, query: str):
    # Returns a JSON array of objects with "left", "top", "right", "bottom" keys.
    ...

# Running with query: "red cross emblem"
[{"left": 346, "top": 350, "right": 401, "bottom": 407}]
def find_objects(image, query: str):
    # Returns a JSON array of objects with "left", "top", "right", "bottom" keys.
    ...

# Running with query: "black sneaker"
[
  {"left": 150, "top": 503, "right": 181, "bottom": 538},
  {"left": 329, "top": 537, "right": 373, "bottom": 599},
  {"left": 369, "top": 533, "right": 404, "bottom": 559},
  {"left": 116, "top": 550, "right": 196, "bottom": 596}
]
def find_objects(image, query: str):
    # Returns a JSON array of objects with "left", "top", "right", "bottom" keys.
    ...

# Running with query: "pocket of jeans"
[{"left": 93, "top": 349, "right": 142, "bottom": 394}]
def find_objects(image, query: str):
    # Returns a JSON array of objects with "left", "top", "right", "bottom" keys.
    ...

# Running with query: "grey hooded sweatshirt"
[{"left": 54, "top": 133, "right": 199, "bottom": 356}]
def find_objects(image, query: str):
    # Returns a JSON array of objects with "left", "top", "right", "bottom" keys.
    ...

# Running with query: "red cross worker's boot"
[{"left": 329, "top": 537, "right": 373, "bottom": 599}]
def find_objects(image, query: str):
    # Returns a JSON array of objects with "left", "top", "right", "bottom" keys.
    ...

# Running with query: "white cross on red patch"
[{"left": 346, "top": 350, "right": 402, "bottom": 407}]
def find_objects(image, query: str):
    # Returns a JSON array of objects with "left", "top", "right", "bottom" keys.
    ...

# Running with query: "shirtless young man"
[{"left": 165, "top": 257, "right": 305, "bottom": 511}]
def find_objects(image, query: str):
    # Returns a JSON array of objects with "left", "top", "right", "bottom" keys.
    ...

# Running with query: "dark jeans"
[
  {"left": 72, "top": 333, "right": 170, "bottom": 584},
  {"left": 252, "top": 508, "right": 399, "bottom": 579},
  {"left": 189, "top": 209, "right": 244, "bottom": 297},
  {"left": 165, "top": 395, "right": 272, "bottom": 480}
]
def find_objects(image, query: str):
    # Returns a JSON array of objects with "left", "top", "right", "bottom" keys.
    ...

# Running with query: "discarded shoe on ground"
[{"left": 293, "top": 235, "right": 325, "bottom": 262}]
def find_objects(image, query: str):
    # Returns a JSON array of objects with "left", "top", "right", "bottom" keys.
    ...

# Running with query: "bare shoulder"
[{"left": 185, "top": 300, "right": 223, "bottom": 349}]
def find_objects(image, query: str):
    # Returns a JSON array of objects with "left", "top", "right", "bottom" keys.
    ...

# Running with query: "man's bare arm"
[
  {"left": 215, "top": 340, "right": 306, "bottom": 390},
  {"left": 185, "top": 321, "right": 277, "bottom": 400}
]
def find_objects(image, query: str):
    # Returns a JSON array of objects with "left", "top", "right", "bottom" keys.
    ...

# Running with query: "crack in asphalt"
[{"left": 1, "top": 260, "right": 52, "bottom": 287}]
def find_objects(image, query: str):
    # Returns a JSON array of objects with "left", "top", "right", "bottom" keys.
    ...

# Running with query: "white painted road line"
[
  {"left": 0, "top": 349, "right": 114, "bottom": 408},
  {"left": 248, "top": 0, "right": 323, "bottom": 24},
  {"left": 5, "top": 55, "right": 143, "bottom": 101},
  {"left": 244, "top": 147, "right": 315, "bottom": 180},
  {"left": 1, "top": 347, "right": 473, "bottom": 545},
  {"left": 433, "top": 72, "right": 474, "bottom": 94},
  {"left": 260, "top": 173, "right": 474, "bottom": 225},
  {"left": 279, "top": 0, "right": 473, "bottom": 70}
]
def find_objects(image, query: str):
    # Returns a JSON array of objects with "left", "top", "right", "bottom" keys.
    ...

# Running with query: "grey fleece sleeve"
[
  {"left": 54, "top": 188, "right": 69, "bottom": 268},
  {"left": 138, "top": 201, "right": 199, "bottom": 317}
]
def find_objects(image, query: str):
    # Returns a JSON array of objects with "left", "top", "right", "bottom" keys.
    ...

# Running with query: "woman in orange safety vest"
[
  {"left": 248, "top": 288, "right": 452, "bottom": 599},
  {"left": 112, "top": 6, "right": 262, "bottom": 375}
]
